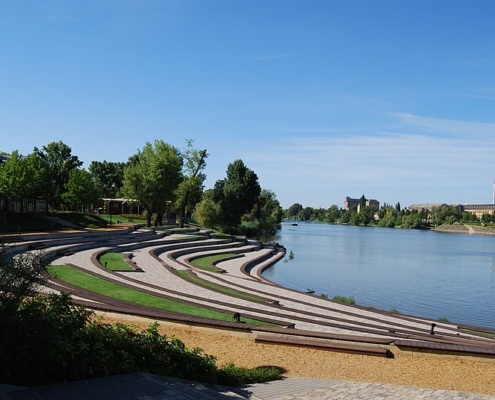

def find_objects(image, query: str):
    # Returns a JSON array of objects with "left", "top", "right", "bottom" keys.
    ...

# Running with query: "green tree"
[
  {"left": 88, "top": 160, "right": 126, "bottom": 198},
  {"left": 213, "top": 160, "right": 261, "bottom": 233},
  {"left": 0, "top": 151, "right": 44, "bottom": 215},
  {"left": 122, "top": 140, "right": 183, "bottom": 227},
  {"left": 359, "top": 194, "right": 367, "bottom": 209},
  {"left": 310, "top": 208, "right": 327, "bottom": 221},
  {"left": 431, "top": 204, "right": 462, "bottom": 226},
  {"left": 242, "top": 189, "right": 283, "bottom": 239},
  {"left": 286, "top": 203, "right": 303, "bottom": 220},
  {"left": 175, "top": 140, "right": 208, "bottom": 228},
  {"left": 62, "top": 169, "right": 100, "bottom": 212},
  {"left": 327, "top": 205, "right": 341, "bottom": 222},
  {"left": 359, "top": 206, "right": 376, "bottom": 226},
  {"left": 34, "top": 141, "right": 83, "bottom": 209},
  {"left": 402, "top": 212, "right": 422, "bottom": 228},
  {"left": 301, "top": 207, "right": 313, "bottom": 221},
  {"left": 462, "top": 211, "right": 478, "bottom": 223},
  {"left": 341, "top": 209, "right": 353, "bottom": 224},
  {"left": 192, "top": 190, "right": 220, "bottom": 229},
  {"left": 481, "top": 213, "right": 493, "bottom": 224}
]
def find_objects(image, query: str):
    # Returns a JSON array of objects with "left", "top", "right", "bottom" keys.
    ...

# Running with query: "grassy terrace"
[
  {"left": 47, "top": 265, "right": 272, "bottom": 326},
  {"left": 98, "top": 252, "right": 134, "bottom": 271},
  {"left": 189, "top": 253, "right": 240, "bottom": 272}
]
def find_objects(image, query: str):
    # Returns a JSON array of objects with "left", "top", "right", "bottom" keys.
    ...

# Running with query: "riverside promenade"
[{"left": 3, "top": 226, "right": 495, "bottom": 399}]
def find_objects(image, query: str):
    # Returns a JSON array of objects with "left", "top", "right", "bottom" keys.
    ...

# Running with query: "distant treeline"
[{"left": 284, "top": 201, "right": 484, "bottom": 229}]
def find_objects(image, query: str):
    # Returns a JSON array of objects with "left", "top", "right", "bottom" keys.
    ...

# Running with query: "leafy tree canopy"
[
  {"left": 213, "top": 159, "right": 261, "bottom": 233},
  {"left": 34, "top": 141, "right": 83, "bottom": 208},
  {"left": 122, "top": 140, "right": 183, "bottom": 227}
]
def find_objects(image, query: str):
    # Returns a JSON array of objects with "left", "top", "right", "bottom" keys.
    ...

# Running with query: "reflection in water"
[{"left": 262, "top": 222, "right": 495, "bottom": 329}]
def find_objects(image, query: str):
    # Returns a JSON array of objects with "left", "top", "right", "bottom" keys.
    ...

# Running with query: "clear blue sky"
[{"left": 2, "top": 1, "right": 495, "bottom": 209}]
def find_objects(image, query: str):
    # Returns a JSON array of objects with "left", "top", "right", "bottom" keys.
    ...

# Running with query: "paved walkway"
[
  {"left": 49, "top": 233, "right": 469, "bottom": 338},
  {"left": 2, "top": 373, "right": 494, "bottom": 399}
]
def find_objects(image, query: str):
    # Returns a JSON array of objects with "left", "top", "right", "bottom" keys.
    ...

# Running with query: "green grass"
[
  {"left": 0, "top": 211, "right": 142, "bottom": 235},
  {"left": 190, "top": 253, "right": 240, "bottom": 272},
  {"left": 332, "top": 295, "right": 356, "bottom": 305},
  {"left": 96, "top": 213, "right": 147, "bottom": 225},
  {"left": 460, "top": 328, "right": 495, "bottom": 339},
  {"left": 0, "top": 213, "right": 66, "bottom": 234},
  {"left": 47, "top": 265, "right": 271, "bottom": 325},
  {"left": 176, "top": 270, "right": 272, "bottom": 304},
  {"left": 57, "top": 212, "right": 109, "bottom": 228},
  {"left": 98, "top": 252, "right": 134, "bottom": 271},
  {"left": 211, "top": 233, "right": 233, "bottom": 239}
]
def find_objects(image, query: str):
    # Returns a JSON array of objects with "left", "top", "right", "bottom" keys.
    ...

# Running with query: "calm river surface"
[{"left": 262, "top": 222, "right": 495, "bottom": 329}]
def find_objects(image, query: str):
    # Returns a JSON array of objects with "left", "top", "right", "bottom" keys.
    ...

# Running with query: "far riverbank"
[{"left": 433, "top": 223, "right": 495, "bottom": 235}]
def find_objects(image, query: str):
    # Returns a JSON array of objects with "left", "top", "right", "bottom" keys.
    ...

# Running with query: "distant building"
[
  {"left": 101, "top": 198, "right": 141, "bottom": 215},
  {"left": 343, "top": 196, "right": 379, "bottom": 211},
  {"left": 462, "top": 204, "right": 495, "bottom": 219},
  {"left": 408, "top": 203, "right": 444, "bottom": 212},
  {"left": 0, "top": 197, "right": 47, "bottom": 214},
  {"left": 408, "top": 203, "right": 495, "bottom": 220}
]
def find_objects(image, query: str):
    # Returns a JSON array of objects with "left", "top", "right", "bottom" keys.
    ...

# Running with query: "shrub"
[
  {"left": 0, "top": 293, "right": 91, "bottom": 385},
  {"left": 218, "top": 364, "right": 283, "bottom": 386},
  {"left": 0, "top": 293, "right": 283, "bottom": 386},
  {"left": 332, "top": 295, "right": 356, "bottom": 305}
]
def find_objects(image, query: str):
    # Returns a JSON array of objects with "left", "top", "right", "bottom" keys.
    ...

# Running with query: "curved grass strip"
[
  {"left": 190, "top": 253, "right": 240, "bottom": 272},
  {"left": 47, "top": 265, "right": 270, "bottom": 326},
  {"left": 177, "top": 270, "right": 272, "bottom": 304},
  {"left": 98, "top": 252, "right": 134, "bottom": 271}
]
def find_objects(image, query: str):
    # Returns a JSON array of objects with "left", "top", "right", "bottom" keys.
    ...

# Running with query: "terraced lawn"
[
  {"left": 190, "top": 253, "right": 241, "bottom": 272},
  {"left": 48, "top": 265, "right": 272, "bottom": 326}
]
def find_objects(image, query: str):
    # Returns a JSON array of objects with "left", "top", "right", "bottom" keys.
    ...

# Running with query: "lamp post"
[
  {"left": 109, "top": 183, "right": 115, "bottom": 227},
  {"left": 109, "top": 199, "right": 113, "bottom": 226},
  {"left": 51, "top": 180, "right": 56, "bottom": 231}
]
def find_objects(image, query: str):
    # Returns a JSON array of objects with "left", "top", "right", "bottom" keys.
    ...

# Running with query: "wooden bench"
[
  {"left": 28, "top": 242, "right": 48, "bottom": 250},
  {"left": 0, "top": 236, "right": 24, "bottom": 243},
  {"left": 255, "top": 334, "right": 393, "bottom": 358},
  {"left": 394, "top": 339, "right": 495, "bottom": 357},
  {"left": 57, "top": 249, "right": 74, "bottom": 257}
]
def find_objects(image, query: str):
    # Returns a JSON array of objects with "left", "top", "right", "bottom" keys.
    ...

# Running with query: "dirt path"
[{"left": 99, "top": 313, "right": 495, "bottom": 396}]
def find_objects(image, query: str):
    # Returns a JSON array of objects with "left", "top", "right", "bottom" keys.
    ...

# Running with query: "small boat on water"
[{"left": 291, "top": 223, "right": 298, "bottom": 226}]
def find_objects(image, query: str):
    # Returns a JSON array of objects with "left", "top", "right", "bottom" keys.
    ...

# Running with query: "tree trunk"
[
  {"left": 178, "top": 205, "right": 186, "bottom": 228},
  {"left": 153, "top": 212, "right": 163, "bottom": 227}
]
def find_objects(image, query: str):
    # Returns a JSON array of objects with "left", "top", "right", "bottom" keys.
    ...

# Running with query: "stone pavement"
[{"left": 2, "top": 373, "right": 494, "bottom": 400}]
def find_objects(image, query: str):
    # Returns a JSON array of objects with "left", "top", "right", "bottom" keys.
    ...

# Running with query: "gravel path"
[{"left": 100, "top": 313, "right": 495, "bottom": 396}]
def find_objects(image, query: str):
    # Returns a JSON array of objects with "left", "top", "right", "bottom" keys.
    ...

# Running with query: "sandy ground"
[{"left": 98, "top": 313, "right": 495, "bottom": 396}]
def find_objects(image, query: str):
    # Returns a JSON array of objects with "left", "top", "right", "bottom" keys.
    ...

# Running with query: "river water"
[{"left": 262, "top": 222, "right": 495, "bottom": 329}]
